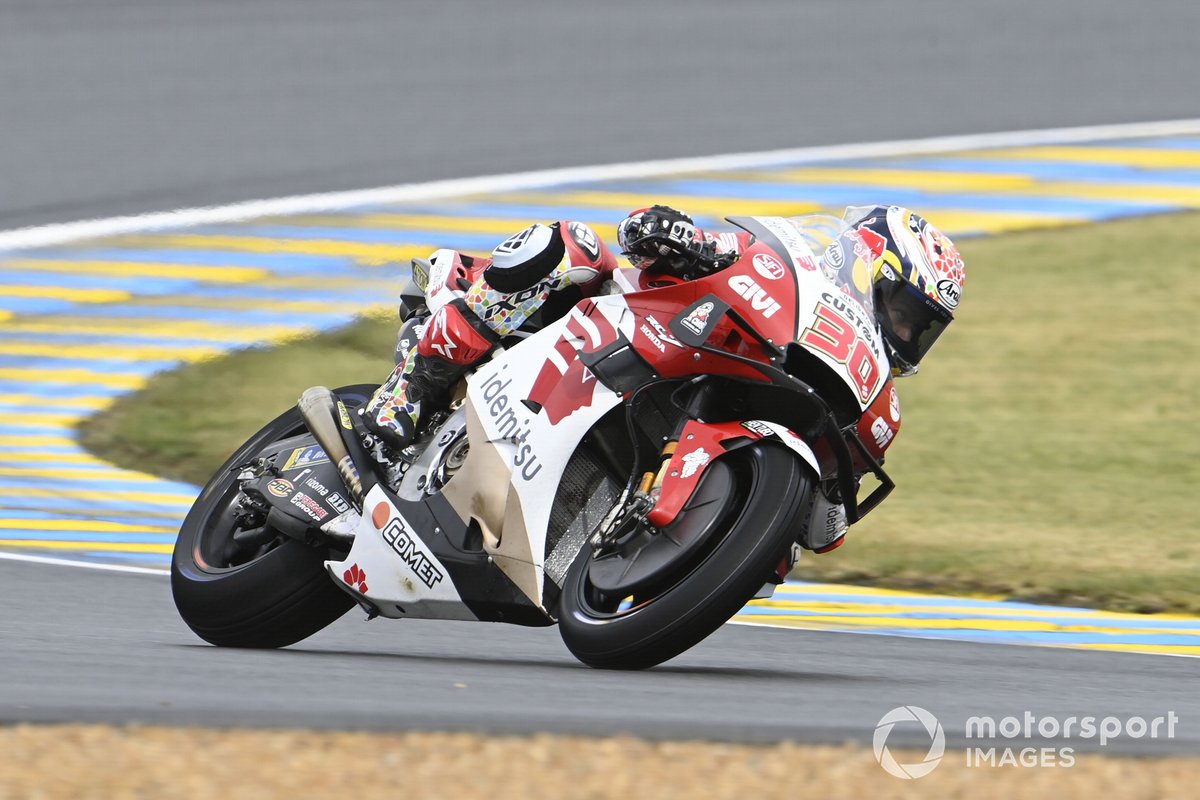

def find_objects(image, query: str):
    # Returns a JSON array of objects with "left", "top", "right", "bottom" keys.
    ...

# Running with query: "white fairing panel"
[
  {"left": 793, "top": 272, "right": 890, "bottom": 409},
  {"left": 325, "top": 486, "right": 474, "bottom": 620},
  {"left": 745, "top": 419, "right": 821, "bottom": 477},
  {"left": 742, "top": 215, "right": 891, "bottom": 411},
  {"left": 753, "top": 216, "right": 823, "bottom": 272},
  {"left": 467, "top": 295, "right": 634, "bottom": 599}
]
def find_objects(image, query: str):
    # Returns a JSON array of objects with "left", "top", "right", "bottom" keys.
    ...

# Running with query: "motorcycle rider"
[
  {"left": 363, "top": 203, "right": 962, "bottom": 452},
  {"left": 791, "top": 204, "right": 964, "bottom": 555},
  {"left": 361, "top": 205, "right": 963, "bottom": 555},
  {"left": 361, "top": 205, "right": 732, "bottom": 452}
]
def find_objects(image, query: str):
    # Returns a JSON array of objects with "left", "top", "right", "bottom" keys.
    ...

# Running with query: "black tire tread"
[
  {"left": 558, "top": 443, "right": 810, "bottom": 670},
  {"left": 170, "top": 385, "right": 376, "bottom": 648}
]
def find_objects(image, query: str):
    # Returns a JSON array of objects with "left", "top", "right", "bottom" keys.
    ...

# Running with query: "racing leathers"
[
  {"left": 363, "top": 220, "right": 615, "bottom": 451},
  {"left": 361, "top": 208, "right": 740, "bottom": 452}
]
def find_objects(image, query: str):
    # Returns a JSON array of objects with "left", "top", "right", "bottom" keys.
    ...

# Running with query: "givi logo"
[{"left": 727, "top": 275, "right": 782, "bottom": 318}]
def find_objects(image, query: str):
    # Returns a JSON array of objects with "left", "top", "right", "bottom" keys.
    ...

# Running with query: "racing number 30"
[{"left": 799, "top": 304, "right": 881, "bottom": 402}]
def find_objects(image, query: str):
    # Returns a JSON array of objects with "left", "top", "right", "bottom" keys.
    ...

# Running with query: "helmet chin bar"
[
  {"left": 873, "top": 275, "right": 952, "bottom": 373},
  {"left": 884, "top": 341, "right": 919, "bottom": 379}
]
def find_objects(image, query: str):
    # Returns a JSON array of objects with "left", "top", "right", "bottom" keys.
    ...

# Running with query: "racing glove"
[
  {"left": 619, "top": 206, "right": 700, "bottom": 266},
  {"left": 617, "top": 205, "right": 719, "bottom": 275}
]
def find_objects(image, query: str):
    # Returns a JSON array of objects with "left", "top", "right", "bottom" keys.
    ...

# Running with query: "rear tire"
[
  {"left": 171, "top": 385, "right": 376, "bottom": 648},
  {"left": 558, "top": 443, "right": 812, "bottom": 670}
]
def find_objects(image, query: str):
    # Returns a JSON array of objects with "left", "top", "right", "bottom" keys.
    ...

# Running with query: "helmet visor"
[{"left": 875, "top": 276, "right": 953, "bottom": 367}]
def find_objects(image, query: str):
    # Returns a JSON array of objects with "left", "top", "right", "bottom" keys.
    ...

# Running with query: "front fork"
[{"left": 636, "top": 441, "right": 676, "bottom": 508}]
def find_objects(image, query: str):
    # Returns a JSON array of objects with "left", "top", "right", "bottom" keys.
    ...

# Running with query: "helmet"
[{"left": 843, "top": 205, "right": 964, "bottom": 377}]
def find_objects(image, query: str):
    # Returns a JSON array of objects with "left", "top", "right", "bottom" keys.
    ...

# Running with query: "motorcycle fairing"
[
  {"left": 446, "top": 294, "right": 634, "bottom": 607},
  {"left": 729, "top": 216, "right": 891, "bottom": 410},
  {"left": 320, "top": 215, "right": 893, "bottom": 620},
  {"left": 324, "top": 486, "right": 554, "bottom": 625},
  {"left": 323, "top": 295, "right": 636, "bottom": 620},
  {"left": 646, "top": 418, "right": 820, "bottom": 528},
  {"left": 795, "top": 287, "right": 889, "bottom": 408},
  {"left": 855, "top": 377, "right": 902, "bottom": 462},
  {"left": 324, "top": 486, "right": 472, "bottom": 620},
  {"left": 608, "top": 220, "right": 888, "bottom": 409}
]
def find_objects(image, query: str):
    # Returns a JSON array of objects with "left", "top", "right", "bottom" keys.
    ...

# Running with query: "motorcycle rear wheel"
[
  {"left": 171, "top": 385, "right": 376, "bottom": 648},
  {"left": 557, "top": 442, "right": 812, "bottom": 670}
]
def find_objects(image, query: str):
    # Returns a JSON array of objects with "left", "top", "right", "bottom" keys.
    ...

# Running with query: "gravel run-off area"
[{"left": 1, "top": 725, "right": 1196, "bottom": 799}]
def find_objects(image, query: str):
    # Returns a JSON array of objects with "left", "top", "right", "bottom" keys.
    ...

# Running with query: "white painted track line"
[{"left": 3, "top": 118, "right": 1200, "bottom": 252}]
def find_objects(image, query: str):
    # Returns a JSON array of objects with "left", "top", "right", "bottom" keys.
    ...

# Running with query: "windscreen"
[{"left": 783, "top": 214, "right": 880, "bottom": 323}]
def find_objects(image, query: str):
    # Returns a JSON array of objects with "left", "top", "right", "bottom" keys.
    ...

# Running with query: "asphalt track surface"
[
  {"left": 6, "top": 0, "right": 1200, "bottom": 230},
  {"left": 6, "top": 561, "right": 1199, "bottom": 753},
  {"left": 2, "top": 0, "right": 1199, "bottom": 754}
]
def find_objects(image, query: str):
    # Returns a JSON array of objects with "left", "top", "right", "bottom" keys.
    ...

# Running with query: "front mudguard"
[{"left": 646, "top": 419, "right": 820, "bottom": 529}]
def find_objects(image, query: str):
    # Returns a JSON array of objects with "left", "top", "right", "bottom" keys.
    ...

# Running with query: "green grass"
[
  {"left": 80, "top": 213, "right": 1200, "bottom": 613},
  {"left": 81, "top": 310, "right": 400, "bottom": 486}
]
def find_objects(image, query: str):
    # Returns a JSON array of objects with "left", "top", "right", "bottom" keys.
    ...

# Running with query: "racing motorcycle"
[{"left": 172, "top": 214, "right": 900, "bottom": 670}]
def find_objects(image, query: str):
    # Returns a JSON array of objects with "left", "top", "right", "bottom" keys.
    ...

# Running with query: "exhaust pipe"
[{"left": 297, "top": 386, "right": 376, "bottom": 509}]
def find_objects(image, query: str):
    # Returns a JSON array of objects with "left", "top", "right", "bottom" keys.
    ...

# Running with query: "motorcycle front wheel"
[
  {"left": 557, "top": 442, "right": 812, "bottom": 670},
  {"left": 171, "top": 384, "right": 377, "bottom": 648}
]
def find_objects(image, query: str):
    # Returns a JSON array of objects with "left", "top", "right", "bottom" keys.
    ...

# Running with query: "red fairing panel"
[
  {"left": 647, "top": 419, "right": 772, "bottom": 529},
  {"left": 418, "top": 303, "right": 495, "bottom": 364},
  {"left": 719, "top": 240, "right": 805, "bottom": 343},
  {"left": 624, "top": 286, "right": 772, "bottom": 385},
  {"left": 855, "top": 378, "right": 902, "bottom": 462},
  {"left": 618, "top": 245, "right": 799, "bottom": 386},
  {"left": 527, "top": 300, "right": 621, "bottom": 425}
]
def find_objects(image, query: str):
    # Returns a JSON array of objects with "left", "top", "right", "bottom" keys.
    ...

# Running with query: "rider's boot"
[{"left": 362, "top": 298, "right": 498, "bottom": 452}]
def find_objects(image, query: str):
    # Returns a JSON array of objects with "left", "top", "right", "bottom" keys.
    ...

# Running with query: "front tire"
[
  {"left": 171, "top": 385, "right": 376, "bottom": 648},
  {"left": 558, "top": 443, "right": 812, "bottom": 670}
]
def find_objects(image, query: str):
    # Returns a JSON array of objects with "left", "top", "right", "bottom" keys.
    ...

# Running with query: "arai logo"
[
  {"left": 936, "top": 279, "right": 961, "bottom": 310},
  {"left": 752, "top": 253, "right": 786, "bottom": 281}
]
